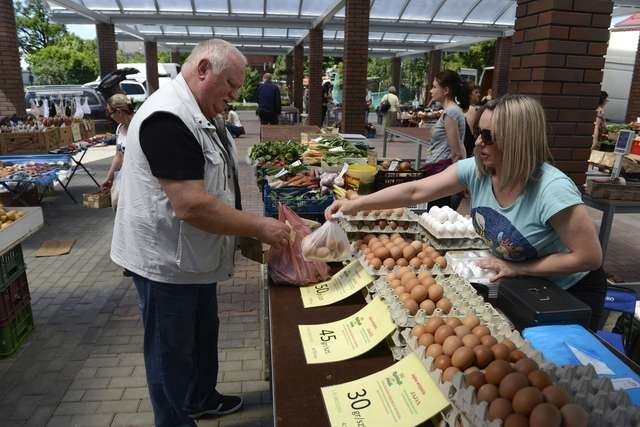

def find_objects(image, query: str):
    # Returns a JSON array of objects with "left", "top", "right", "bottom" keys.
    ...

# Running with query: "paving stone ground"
[{"left": 0, "top": 112, "right": 638, "bottom": 427}]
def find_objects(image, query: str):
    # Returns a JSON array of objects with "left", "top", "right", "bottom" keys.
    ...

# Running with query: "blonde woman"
[
  {"left": 380, "top": 85, "right": 400, "bottom": 129},
  {"left": 326, "top": 95, "right": 605, "bottom": 330},
  {"left": 102, "top": 94, "right": 134, "bottom": 190}
]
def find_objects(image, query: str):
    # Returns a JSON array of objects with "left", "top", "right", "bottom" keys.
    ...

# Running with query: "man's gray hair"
[{"left": 185, "top": 39, "right": 247, "bottom": 73}]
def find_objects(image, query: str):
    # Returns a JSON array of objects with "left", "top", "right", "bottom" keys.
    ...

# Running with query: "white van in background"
[
  {"left": 117, "top": 63, "right": 180, "bottom": 89},
  {"left": 601, "top": 30, "right": 639, "bottom": 123}
]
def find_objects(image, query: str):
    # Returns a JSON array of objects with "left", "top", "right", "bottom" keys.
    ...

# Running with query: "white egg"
[
  {"left": 429, "top": 206, "right": 440, "bottom": 215},
  {"left": 444, "top": 223, "right": 456, "bottom": 235},
  {"left": 455, "top": 223, "right": 466, "bottom": 235},
  {"left": 433, "top": 222, "right": 444, "bottom": 234}
]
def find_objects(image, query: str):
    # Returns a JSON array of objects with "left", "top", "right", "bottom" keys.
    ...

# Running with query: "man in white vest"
[{"left": 110, "top": 39, "right": 290, "bottom": 427}]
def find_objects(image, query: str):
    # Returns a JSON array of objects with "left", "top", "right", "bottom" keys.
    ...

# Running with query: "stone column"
[
  {"left": 493, "top": 36, "right": 513, "bottom": 97},
  {"left": 96, "top": 23, "right": 117, "bottom": 78},
  {"left": 625, "top": 35, "right": 640, "bottom": 123},
  {"left": 144, "top": 41, "right": 159, "bottom": 95},
  {"left": 391, "top": 57, "right": 401, "bottom": 93},
  {"left": 308, "top": 28, "right": 323, "bottom": 127},
  {"left": 293, "top": 44, "right": 304, "bottom": 112},
  {"left": 508, "top": 0, "right": 612, "bottom": 183},
  {"left": 342, "top": 0, "right": 370, "bottom": 134},
  {"left": 0, "top": 0, "right": 25, "bottom": 117}
]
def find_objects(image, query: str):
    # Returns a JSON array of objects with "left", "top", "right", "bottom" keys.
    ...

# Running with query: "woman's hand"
[
  {"left": 476, "top": 256, "right": 521, "bottom": 282},
  {"left": 101, "top": 177, "right": 113, "bottom": 191},
  {"left": 324, "top": 199, "right": 360, "bottom": 220}
]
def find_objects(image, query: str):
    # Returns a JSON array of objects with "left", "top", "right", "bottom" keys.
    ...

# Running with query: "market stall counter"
[{"left": 383, "top": 127, "right": 432, "bottom": 168}]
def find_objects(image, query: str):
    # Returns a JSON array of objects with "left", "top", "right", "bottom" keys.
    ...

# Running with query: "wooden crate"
[
  {"left": 58, "top": 126, "right": 73, "bottom": 147},
  {"left": 80, "top": 120, "right": 96, "bottom": 140},
  {"left": 82, "top": 191, "right": 111, "bottom": 209},
  {"left": 585, "top": 180, "right": 640, "bottom": 201},
  {"left": 0, "top": 128, "right": 61, "bottom": 154}
]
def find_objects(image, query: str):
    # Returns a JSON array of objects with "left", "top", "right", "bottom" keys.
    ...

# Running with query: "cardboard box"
[{"left": 82, "top": 191, "right": 111, "bottom": 209}]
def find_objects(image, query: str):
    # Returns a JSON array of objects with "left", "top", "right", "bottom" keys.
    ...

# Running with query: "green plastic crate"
[
  {"left": 0, "top": 304, "right": 34, "bottom": 358},
  {"left": 0, "top": 245, "right": 25, "bottom": 290}
]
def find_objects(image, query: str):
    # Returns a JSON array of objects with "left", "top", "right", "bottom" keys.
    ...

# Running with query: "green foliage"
[
  {"left": 402, "top": 57, "right": 427, "bottom": 92},
  {"left": 117, "top": 50, "right": 174, "bottom": 64},
  {"left": 239, "top": 67, "right": 261, "bottom": 102},
  {"left": 27, "top": 34, "right": 99, "bottom": 84},
  {"left": 442, "top": 40, "right": 496, "bottom": 74},
  {"left": 14, "top": 0, "right": 66, "bottom": 55},
  {"left": 368, "top": 58, "right": 391, "bottom": 89},
  {"left": 272, "top": 55, "right": 288, "bottom": 80}
]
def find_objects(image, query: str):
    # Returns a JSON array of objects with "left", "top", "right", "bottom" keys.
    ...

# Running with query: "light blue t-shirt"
[{"left": 456, "top": 158, "right": 588, "bottom": 289}]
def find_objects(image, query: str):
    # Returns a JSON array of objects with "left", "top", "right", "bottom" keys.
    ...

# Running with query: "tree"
[
  {"left": 368, "top": 58, "right": 391, "bottom": 90},
  {"left": 239, "top": 67, "right": 260, "bottom": 102},
  {"left": 442, "top": 40, "right": 496, "bottom": 74},
  {"left": 14, "top": 0, "right": 66, "bottom": 55},
  {"left": 27, "top": 34, "right": 99, "bottom": 84}
]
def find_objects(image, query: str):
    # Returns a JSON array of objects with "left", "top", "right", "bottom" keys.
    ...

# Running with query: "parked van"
[{"left": 602, "top": 30, "right": 639, "bottom": 123}]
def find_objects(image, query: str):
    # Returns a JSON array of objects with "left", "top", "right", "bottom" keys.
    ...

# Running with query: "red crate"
[{"left": 0, "top": 272, "right": 30, "bottom": 326}]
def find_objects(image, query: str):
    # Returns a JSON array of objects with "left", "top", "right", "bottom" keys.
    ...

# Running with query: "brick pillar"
[
  {"left": 144, "top": 41, "right": 159, "bottom": 95},
  {"left": 426, "top": 50, "right": 442, "bottom": 101},
  {"left": 293, "top": 44, "right": 304, "bottom": 112},
  {"left": 0, "top": 0, "right": 24, "bottom": 117},
  {"left": 342, "top": 0, "right": 370, "bottom": 134},
  {"left": 285, "top": 53, "right": 293, "bottom": 106},
  {"left": 96, "top": 23, "right": 117, "bottom": 78},
  {"left": 169, "top": 50, "right": 181, "bottom": 64},
  {"left": 509, "top": 0, "right": 612, "bottom": 184},
  {"left": 308, "top": 28, "right": 323, "bottom": 127},
  {"left": 493, "top": 36, "right": 513, "bottom": 97},
  {"left": 625, "top": 35, "right": 640, "bottom": 123},
  {"left": 391, "top": 57, "right": 401, "bottom": 92}
]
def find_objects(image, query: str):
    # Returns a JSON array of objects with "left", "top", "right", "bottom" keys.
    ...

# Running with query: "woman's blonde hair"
[
  {"left": 107, "top": 94, "right": 133, "bottom": 114},
  {"left": 475, "top": 94, "right": 553, "bottom": 189}
]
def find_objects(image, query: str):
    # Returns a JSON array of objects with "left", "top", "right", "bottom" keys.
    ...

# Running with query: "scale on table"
[{"left": 610, "top": 129, "right": 635, "bottom": 180}]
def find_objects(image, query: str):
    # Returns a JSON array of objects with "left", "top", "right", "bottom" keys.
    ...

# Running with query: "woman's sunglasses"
[{"left": 474, "top": 128, "right": 493, "bottom": 145}]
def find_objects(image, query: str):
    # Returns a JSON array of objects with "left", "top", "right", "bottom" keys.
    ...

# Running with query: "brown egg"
[
  {"left": 514, "top": 357, "right": 539, "bottom": 375},
  {"left": 428, "top": 284, "right": 444, "bottom": 302},
  {"left": 390, "top": 279, "right": 402, "bottom": 288},
  {"left": 378, "top": 233, "right": 389, "bottom": 241},
  {"left": 402, "top": 245, "right": 417, "bottom": 260},
  {"left": 504, "top": 413, "right": 529, "bottom": 427},
  {"left": 560, "top": 403, "right": 588, "bottom": 427},
  {"left": 393, "top": 286, "right": 406, "bottom": 296},
  {"left": 484, "top": 360, "right": 514, "bottom": 385},
  {"left": 359, "top": 243, "right": 369, "bottom": 251},
  {"left": 411, "top": 325, "right": 426, "bottom": 337},
  {"left": 472, "top": 325, "right": 491, "bottom": 337},
  {"left": 400, "top": 271, "right": 415, "bottom": 284},
  {"left": 390, "top": 233, "right": 401, "bottom": 240},
  {"left": 499, "top": 372, "right": 530, "bottom": 399},
  {"left": 416, "top": 250, "right": 428, "bottom": 259},
  {"left": 488, "top": 398, "right": 513, "bottom": 421},
  {"left": 374, "top": 247, "right": 390, "bottom": 260},
  {"left": 436, "top": 297, "right": 452, "bottom": 314},
  {"left": 404, "top": 278, "right": 420, "bottom": 292},
  {"left": 528, "top": 370, "right": 552, "bottom": 391},
  {"left": 442, "top": 366, "right": 460, "bottom": 383},
  {"left": 387, "top": 271, "right": 398, "bottom": 281},
  {"left": 464, "top": 366, "right": 480, "bottom": 374},
  {"left": 480, "top": 334, "right": 498, "bottom": 347},
  {"left": 491, "top": 343, "right": 511, "bottom": 361},
  {"left": 434, "top": 325, "right": 455, "bottom": 344},
  {"left": 434, "top": 354, "right": 451, "bottom": 371},
  {"left": 420, "top": 276, "right": 435, "bottom": 288},
  {"left": 418, "top": 333, "right": 435, "bottom": 348},
  {"left": 396, "top": 266, "right": 411, "bottom": 275},
  {"left": 389, "top": 246, "right": 402, "bottom": 260},
  {"left": 442, "top": 335, "right": 463, "bottom": 356},
  {"left": 462, "top": 333, "right": 481, "bottom": 348},
  {"left": 366, "top": 253, "right": 376, "bottom": 262},
  {"left": 426, "top": 343, "right": 443, "bottom": 359},
  {"left": 512, "top": 386, "right": 544, "bottom": 416},
  {"left": 410, "top": 240, "right": 423, "bottom": 251},
  {"left": 502, "top": 338, "right": 517, "bottom": 351},
  {"left": 462, "top": 314, "right": 480, "bottom": 329},
  {"left": 396, "top": 258, "right": 409, "bottom": 267},
  {"left": 369, "top": 258, "right": 382, "bottom": 269},
  {"left": 409, "top": 257, "right": 422, "bottom": 269},
  {"left": 454, "top": 325, "right": 471, "bottom": 338},
  {"left": 417, "top": 271, "right": 432, "bottom": 280},
  {"left": 473, "top": 345, "right": 494, "bottom": 368},
  {"left": 542, "top": 385, "right": 570, "bottom": 408},
  {"left": 410, "top": 285, "right": 429, "bottom": 302},
  {"left": 424, "top": 316, "right": 444, "bottom": 334},
  {"left": 529, "top": 403, "right": 561, "bottom": 427},
  {"left": 477, "top": 383, "right": 499, "bottom": 404},
  {"left": 434, "top": 256, "right": 447, "bottom": 269},
  {"left": 404, "top": 298, "right": 419, "bottom": 315},
  {"left": 509, "top": 349, "right": 526, "bottom": 362},
  {"left": 465, "top": 370, "right": 485, "bottom": 390},
  {"left": 399, "top": 293, "right": 412, "bottom": 303},
  {"left": 422, "top": 257, "right": 435, "bottom": 268},
  {"left": 445, "top": 317, "right": 463, "bottom": 328},
  {"left": 383, "top": 258, "right": 396, "bottom": 270},
  {"left": 419, "top": 299, "right": 436, "bottom": 314},
  {"left": 451, "top": 346, "right": 475, "bottom": 370}
]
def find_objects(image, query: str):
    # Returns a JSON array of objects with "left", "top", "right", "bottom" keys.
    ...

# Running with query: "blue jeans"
[{"left": 133, "top": 275, "right": 221, "bottom": 427}]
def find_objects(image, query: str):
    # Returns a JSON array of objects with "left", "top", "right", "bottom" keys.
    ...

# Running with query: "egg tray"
[
  {"left": 339, "top": 218, "right": 422, "bottom": 235},
  {"left": 356, "top": 252, "right": 451, "bottom": 278},
  {"left": 418, "top": 227, "right": 489, "bottom": 251},
  {"left": 339, "top": 208, "right": 418, "bottom": 222},
  {"left": 544, "top": 364, "right": 640, "bottom": 426},
  {"left": 445, "top": 251, "right": 496, "bottom": 286},
  {"left": 418, "top": 215, "right": 481, "bottom": 240}
]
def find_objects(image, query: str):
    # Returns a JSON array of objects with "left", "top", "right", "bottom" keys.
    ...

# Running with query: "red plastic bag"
[{"left": 268, "top": 203, "right": 331, "bottom": 286}]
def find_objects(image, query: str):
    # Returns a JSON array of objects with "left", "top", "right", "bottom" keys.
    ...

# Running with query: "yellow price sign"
[
  {"left": 321, "top": 353, "right": 449, "bottom": 427},
  {"left": 298, "top": 296, "right": 396, "bottom": 364},
  {"left": 300, "top": 260, "right": 374, "bottom": 308}
]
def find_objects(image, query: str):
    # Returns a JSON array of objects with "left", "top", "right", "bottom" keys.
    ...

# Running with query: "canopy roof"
[{"left": 47, "top": 0, "right": 640, "bottom": 57}]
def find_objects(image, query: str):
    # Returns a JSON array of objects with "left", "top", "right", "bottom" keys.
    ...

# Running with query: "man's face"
[{"left": 202, "top": 57, "right": 245, "bottom": 117}]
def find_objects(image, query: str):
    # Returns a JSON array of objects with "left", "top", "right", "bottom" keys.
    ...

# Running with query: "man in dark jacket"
[{"left": 255, "top": 73, "right": 281, "bottom": 125}]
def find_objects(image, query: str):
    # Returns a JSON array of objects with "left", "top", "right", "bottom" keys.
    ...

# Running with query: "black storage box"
[{"left": 496, "top": 277, "right": 592, "bottom": 330}]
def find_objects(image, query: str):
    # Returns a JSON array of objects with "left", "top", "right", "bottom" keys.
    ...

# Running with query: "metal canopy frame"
[{"left": 47, "top": 0, "right": 639, "bottom": 57}]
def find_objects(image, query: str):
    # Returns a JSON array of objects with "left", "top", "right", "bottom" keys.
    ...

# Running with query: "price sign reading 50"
[
  {"left": 315, "top": 283, "right": 330, "bottom": 295},
  {"left": 347, "top": 389, "right": 371, "bottom": 410}
]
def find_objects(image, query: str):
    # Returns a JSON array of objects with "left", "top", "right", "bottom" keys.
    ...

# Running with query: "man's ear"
[{"left": 197, "top": 59, "right": 210, "bottom": 80}]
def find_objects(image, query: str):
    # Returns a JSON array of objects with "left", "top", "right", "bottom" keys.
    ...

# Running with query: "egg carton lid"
[
  {"left": 340, "top": 219, "right": 421, "bottom": 234},
  {"left": 419, "top": 228, "right": 489, "bottom": 251},
  {"left": 445, "top": 251, "right": 497, "bottom": 286},
  {"left": 337, "top": 208, "right": 416, "bottom": 221}
]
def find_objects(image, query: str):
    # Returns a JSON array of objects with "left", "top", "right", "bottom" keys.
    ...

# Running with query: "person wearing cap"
[{"left": 102, "top": 94, "right": 134, "bottom": 190}]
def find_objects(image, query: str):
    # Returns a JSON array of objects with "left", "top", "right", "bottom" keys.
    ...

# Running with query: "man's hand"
[
  {"left": 475, "top": 257, "right": 520, "bottom": 282},
  {"left": 256, "top": 217, "right": 291, "bottom": 250},
  {"left": 101, "top": 178, "right": 113, "bottom": 191}
]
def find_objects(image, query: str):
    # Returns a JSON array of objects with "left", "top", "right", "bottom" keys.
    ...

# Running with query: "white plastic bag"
[{"left": 301, "top": 220, "right": 351, "bottom": 262}]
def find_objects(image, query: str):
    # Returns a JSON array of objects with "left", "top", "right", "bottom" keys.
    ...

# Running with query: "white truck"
[{"left": 601, "top": 30, "right": 639, "bottom": 123}]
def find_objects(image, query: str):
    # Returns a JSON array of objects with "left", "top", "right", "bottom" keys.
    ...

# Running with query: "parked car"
[{"left": 24, "top": 85, "right": 113, "bottom": 133}]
